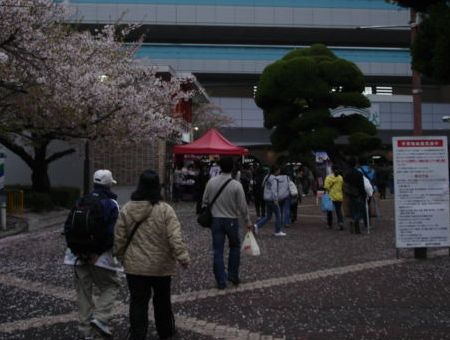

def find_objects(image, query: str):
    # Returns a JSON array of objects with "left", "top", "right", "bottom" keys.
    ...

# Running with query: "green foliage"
[
  {"left": 255, "top": 43, "right": 379, "bottom": 158},
  {"left": 331, "top": 114, "right": 377, "bottom": 136},
  {"left": 348, "top": 133, "right": 382, "bottom": 154},
  {"left": 385, "top": 0, "right": 443, "bottom": 11},
  {"left": 6, "top": 185, "right": 80, "bottom": 211},
  {"left": 412, "top": 3, "right": 450, "bottom": 83},
  {"left": 387, "top": 1, "right": 450, "bottom": 83},
  {"left": 49, "top": 187, "right": 81, "bottom": 208},
  {"left": 26, "top": 192, "right": 55, "bottom": 212}
]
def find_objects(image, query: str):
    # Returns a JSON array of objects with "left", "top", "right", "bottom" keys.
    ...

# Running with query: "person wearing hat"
[{"left": 64, "top": 169, "right": 121, "bottom": 339}]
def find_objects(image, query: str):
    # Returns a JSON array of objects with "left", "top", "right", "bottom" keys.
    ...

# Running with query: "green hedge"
[{"left": 6, "top": 185, "right": 81, "bottom": 212}]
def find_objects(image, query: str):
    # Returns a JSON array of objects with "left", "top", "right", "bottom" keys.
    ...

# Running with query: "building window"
[{"left": 375, "top": 86, "right": 393, "bottom": 95}]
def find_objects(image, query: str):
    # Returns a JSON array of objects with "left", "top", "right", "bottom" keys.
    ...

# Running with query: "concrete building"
[
  {"left": 69, "top": 0, "right": 450, "bottom": 152},
  {"left": 4, "top": 1, "right": 450, "bottom": 203}
]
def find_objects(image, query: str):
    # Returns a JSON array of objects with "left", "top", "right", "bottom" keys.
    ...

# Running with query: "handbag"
[
  {"left": 320, "top": 193, "right": 334, "bottom": 212},
  {"left": 197, "top": 178, "right": 232, "bottom": 228},
  {"left": 241, "top": 231, "right": 261, "bottom": 256},
  {"left": 288, "top": 177, "right": 298, "bottom": 197}
]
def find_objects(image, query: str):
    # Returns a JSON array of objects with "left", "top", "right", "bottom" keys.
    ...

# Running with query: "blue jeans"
[
  {"left": 211, "top": 218, "right": 241, "bottom": 286},
  {"left": 281, "top": 197, "right": 290, "bottom": 227},
  {"left": 255, "top": 201, "right": 281, "bottom": 233}
]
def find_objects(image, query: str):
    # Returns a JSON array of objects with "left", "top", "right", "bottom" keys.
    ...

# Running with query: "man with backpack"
[{"left": 64, "top": 169, "right": 120, "bottom": 339}]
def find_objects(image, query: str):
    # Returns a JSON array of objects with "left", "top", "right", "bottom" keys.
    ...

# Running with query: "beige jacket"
[{"left": 113, "top": 201, "right": 190, "bottom": 277}]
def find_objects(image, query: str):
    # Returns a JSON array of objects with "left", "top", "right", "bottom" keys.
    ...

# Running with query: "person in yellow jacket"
[
  {"left": 324, "top": 166, "right": 344, "bottom": 230},
  {"left": 114, "top": 169, "right": 190, "bottom": 340}
]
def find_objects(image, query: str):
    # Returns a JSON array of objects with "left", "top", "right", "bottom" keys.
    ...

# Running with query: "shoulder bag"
[
  {"left": 197, "top": 178, "right": 233, "bottom": 228},
  {"left": 288, "top": 176, "right": 298, "bottom": 197},
  {"left": 122, "top": 210, "right": 152, "bottom": 255}
]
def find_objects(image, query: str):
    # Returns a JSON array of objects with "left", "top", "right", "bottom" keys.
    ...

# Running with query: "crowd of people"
[{"left": 63, "top": 155, "right": 392, "bottom": 339}]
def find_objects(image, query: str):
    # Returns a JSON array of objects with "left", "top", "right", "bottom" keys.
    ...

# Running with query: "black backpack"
[{"left": 65, "top": 193, "right": 109, "bottom": 259}]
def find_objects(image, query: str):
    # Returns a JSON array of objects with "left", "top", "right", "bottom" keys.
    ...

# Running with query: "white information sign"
[{"left": 393, "top": 136, "right": 450, "bottom": 248}]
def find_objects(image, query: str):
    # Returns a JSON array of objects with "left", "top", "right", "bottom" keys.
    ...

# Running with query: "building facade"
[
  {"left": 68, "top": 0, "right": 450, "bottom": 152},
  {"left": 7, "top": 1, "right": 450, "bottom": 200}
]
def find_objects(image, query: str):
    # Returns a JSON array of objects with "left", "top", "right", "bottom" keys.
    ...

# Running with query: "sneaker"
[
  {"left": 90, "top": 318, "right": 112, "bottom": 338},
  {"left": 253, "top": 224, "right": 259, "bottom": 235},
  {"left": 227, "top": 277, "right": 240, "bottom": 286},
  {"left": 273, "top": 231, "right": 287, "bottom": 237},
  {"left": 217, "top": 282, "right": 227, "bottom": 290}
]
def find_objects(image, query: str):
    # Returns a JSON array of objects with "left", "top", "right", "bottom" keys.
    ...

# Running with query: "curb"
[
  {"left": 0, "top": 222, "right": 28, "bottom": 239},
  {"left": 0, "top": 210, "right": 69, "bottom": 239},
  {"left": 26, "top": 210, "right": 69, "bottom": 232}
]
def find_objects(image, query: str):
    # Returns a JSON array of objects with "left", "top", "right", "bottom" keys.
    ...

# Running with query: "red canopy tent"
[{"left": 173, "top": 128, "right": 248, "bottom": 155}]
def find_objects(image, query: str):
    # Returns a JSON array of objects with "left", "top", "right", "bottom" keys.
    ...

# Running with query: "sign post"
[{"left": 393, "top": 136, "right": 450, "bottom": 253}]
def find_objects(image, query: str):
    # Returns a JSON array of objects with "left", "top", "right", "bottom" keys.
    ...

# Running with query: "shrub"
[
  {"left": 50, "top": 187, "right": 80, "bottom": 208},
  {"left": 5, "top": 185, "right": 81, "bottom": 211},
  {"left": 25, "top": 192, "right": 54, "bottom": 212}
]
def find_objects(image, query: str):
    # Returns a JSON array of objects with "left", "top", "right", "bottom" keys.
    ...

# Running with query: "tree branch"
[
  {"left": 45, "top": 148, "right": 76, "bottom": 164},
  {"left": 0, "top": 134, "right": 34, "bottom": 167}
]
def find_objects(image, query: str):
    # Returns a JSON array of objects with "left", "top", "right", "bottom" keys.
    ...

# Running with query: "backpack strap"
[
  {"left": 262, "top": 174, "right": 269, "bottom": 189},
  {"left": 359, "top": 167, "right": 371, "bottom": 180},
  {"left": 208, "top": 178, "right": 233, "bottom": 209}
]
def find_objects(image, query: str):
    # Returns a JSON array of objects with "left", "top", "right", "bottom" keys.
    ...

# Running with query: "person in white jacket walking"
[{"left": 254, "top": 165, "right": 286, "bottom": 236}]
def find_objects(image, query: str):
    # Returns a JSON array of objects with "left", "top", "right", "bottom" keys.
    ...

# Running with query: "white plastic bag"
[{"left": 241, "top": 231, "right": 261, "bottom": 256}]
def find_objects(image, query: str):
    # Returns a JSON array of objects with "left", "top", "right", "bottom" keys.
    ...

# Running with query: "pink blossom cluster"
[{"left": 0, "top": 0, "right": 191, "bottom": 147}]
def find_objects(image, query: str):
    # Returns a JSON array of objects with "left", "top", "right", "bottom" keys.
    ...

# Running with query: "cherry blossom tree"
[
  {"left": 0, "top": 0, "right": 190, "bottom": 192},
  {"left": 192, "top": 103, "right": 234, "bottom": 137}
]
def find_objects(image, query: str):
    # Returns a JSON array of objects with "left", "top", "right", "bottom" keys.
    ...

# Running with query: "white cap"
[{"left": 93, "top": 169, "right": 117, "bottom": 186}]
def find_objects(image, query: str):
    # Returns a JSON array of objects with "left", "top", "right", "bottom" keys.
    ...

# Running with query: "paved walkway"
[{"left": 0, "top": 195, "right": 449, "bottom": 339}]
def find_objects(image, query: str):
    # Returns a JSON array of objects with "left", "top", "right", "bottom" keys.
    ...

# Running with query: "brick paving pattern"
[{"left": 0, "top": 195, "right": 449, "bottom": 339}]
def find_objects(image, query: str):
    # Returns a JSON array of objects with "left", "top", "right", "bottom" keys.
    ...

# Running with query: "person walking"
[
  {"left": 172, "top": 164, "right": 184, "bottom": 202},
  {"left": 343, "top": 159, "right": 366, "bottom": 234},
  {"left": 194, "top": 163, "right": 209, "bottom": 214},
  {"left": 358, "top": 158, "right": 376, "bottom": 226},
  {"left": 290, "top": 167, "right": 302, "bottom": 222},
  {"left": 64, "top": 169, "right": 121, "bottom": 339},
  {"left": 254, "top": 165, "right": 285, "bottom": 236},
  {"left": 202, "top": 157, "right": 252, "bottom": 289},
  {"left": 240, "top": 163, "right": 252, "bottom": 202},
  {"left": 277, "top": 168, "right": 292, "bottom": 230},
  {"left": 114, "top": 170, "right": 190, "bottom": 340},
  {"left": 375, "top": 162, "right": 389, "bottom": 199},
  {"left": 324, "top": 166, "right": 345, "bottom": 230},
  {"left": 252, "top": 163, "right": 267, "bottom": 218}
]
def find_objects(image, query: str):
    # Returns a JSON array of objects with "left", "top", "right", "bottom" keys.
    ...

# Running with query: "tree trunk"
[{"left": 31, "top": 145, "right": 50, "bottom": 193}]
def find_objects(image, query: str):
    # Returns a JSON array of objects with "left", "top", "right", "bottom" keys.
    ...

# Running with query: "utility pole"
[
  {"left": 410, "top": 8, "right": 427, "bottom": 259},
  {"left": 358, "top": 8, "right": 426, "bottom": 258}
]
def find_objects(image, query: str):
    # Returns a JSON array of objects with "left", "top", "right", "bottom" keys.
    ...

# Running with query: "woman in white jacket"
[{"left": 254, "top": 165, "right": 286, "bottom": 236}]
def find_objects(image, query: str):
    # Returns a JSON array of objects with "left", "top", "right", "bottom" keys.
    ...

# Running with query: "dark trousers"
[
  {"left": 254, "top": 194, "right": 265, "bottom": 217},
  {"left": 378, "top": 185, "right": 386, "bottom": 199},
  {"left": 290, "top": 196, "right": 299, "bottom": 222},
  {"left": 126, "top": 274, "right": 175, "bottom": 340},
  {"left": 327, "top": 201, "right": 344, "bottom": 227}
]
